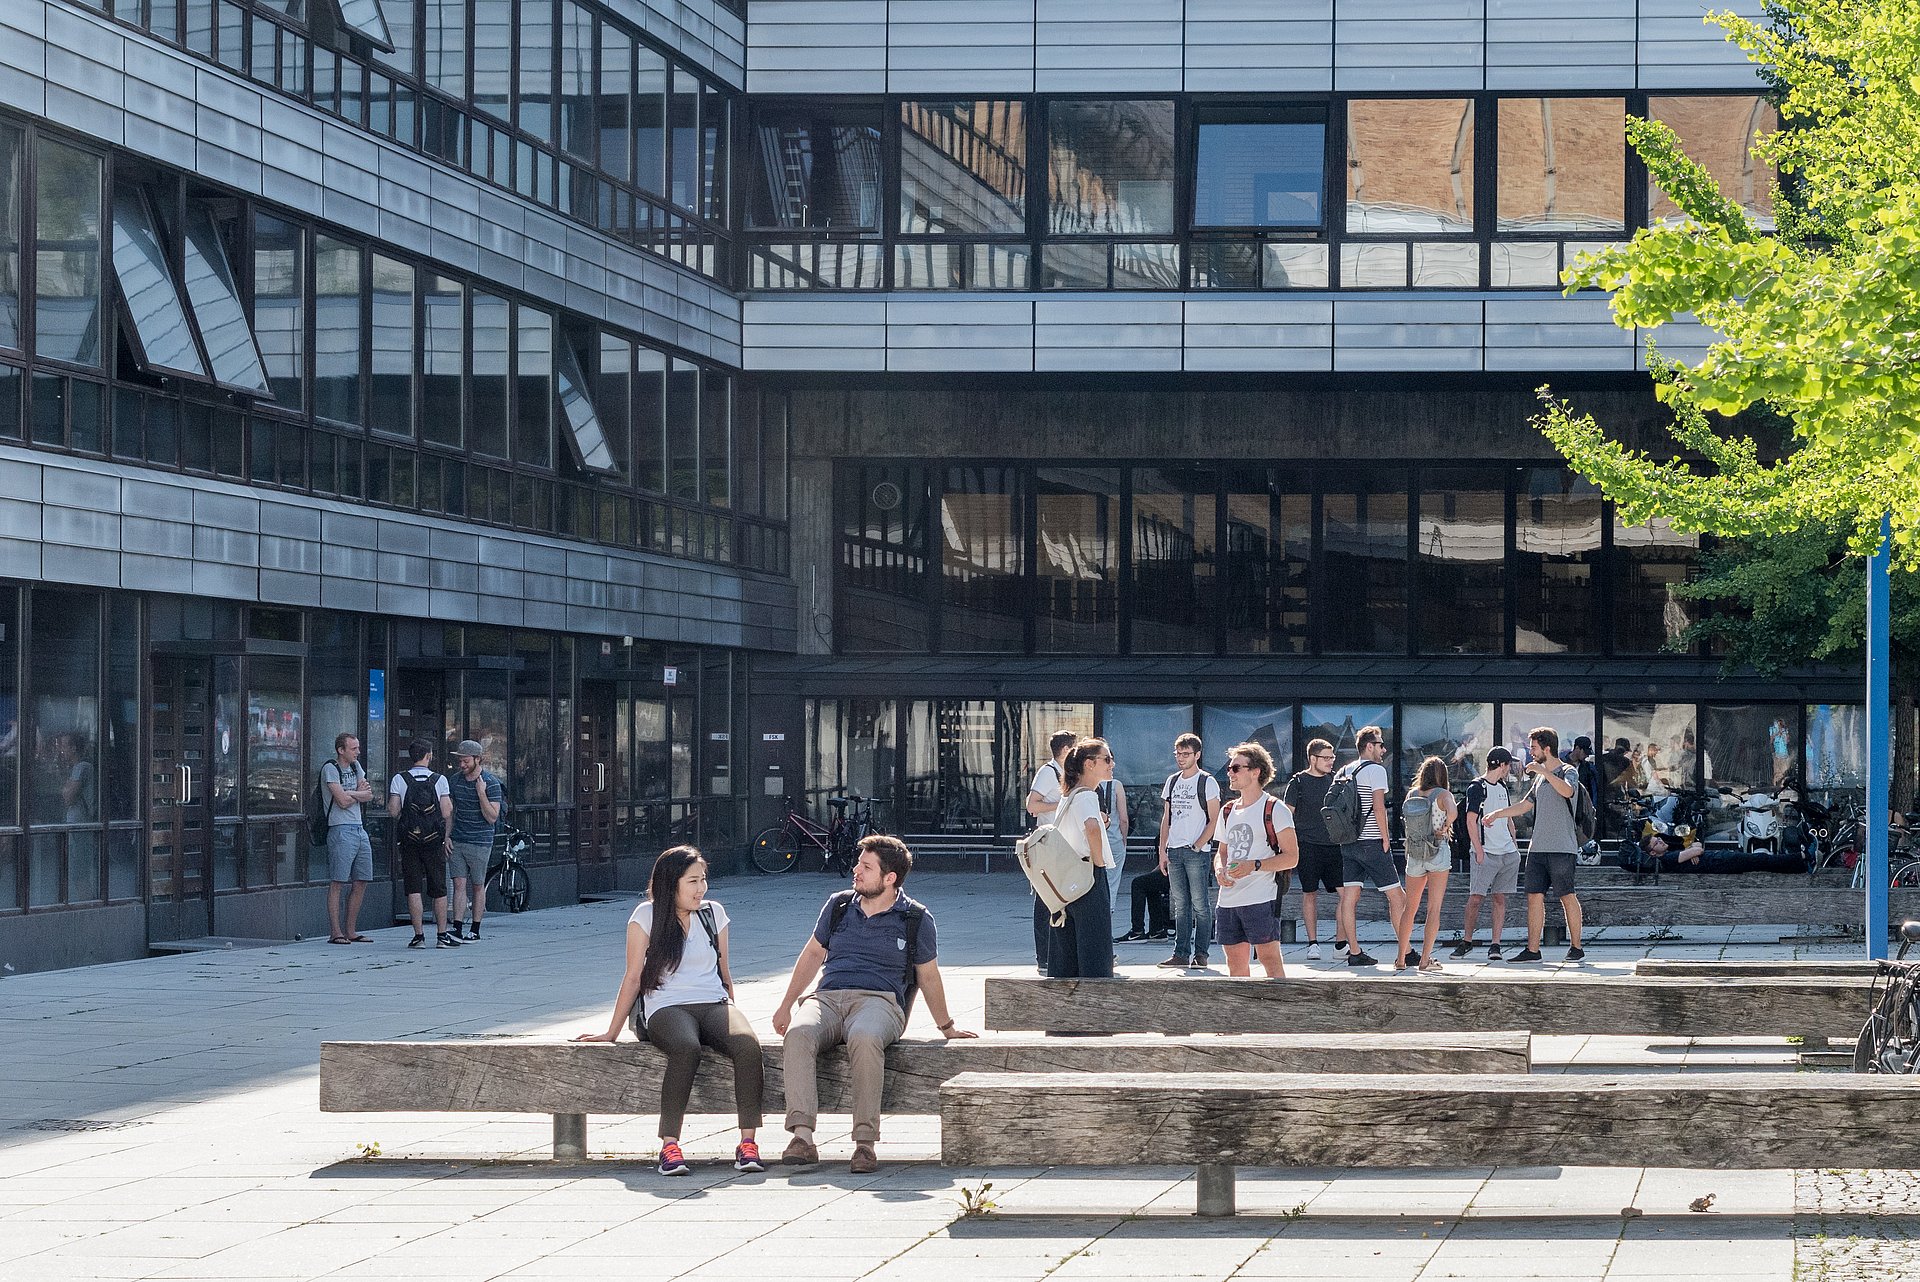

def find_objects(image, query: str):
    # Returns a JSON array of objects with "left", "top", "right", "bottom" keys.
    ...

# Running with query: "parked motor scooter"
[{"left": 1738, "top": 789, "right": 1783, "bottom": 856}]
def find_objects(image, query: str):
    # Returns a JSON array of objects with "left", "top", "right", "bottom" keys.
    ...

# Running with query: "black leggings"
[{"left": 644, "top": 1000, "right": 763, "bottom": 1138}]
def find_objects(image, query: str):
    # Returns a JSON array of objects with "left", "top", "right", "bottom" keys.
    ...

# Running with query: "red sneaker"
[
  {"left": 734, "top": 1140, "right": 764, "bottom": 1173},
  {"left": 657, "top": 1141, "right": 689, "bottom": 1176}
]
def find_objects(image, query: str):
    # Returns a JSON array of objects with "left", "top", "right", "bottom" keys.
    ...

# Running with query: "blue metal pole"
[{"left": 1867, "top": 513, "right": 1892, "bottom": 959}]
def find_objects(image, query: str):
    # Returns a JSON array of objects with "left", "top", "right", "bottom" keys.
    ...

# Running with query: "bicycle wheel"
[
  {"left": 1856, "top": 1013, "right": 1886, "bottom": 1072},
  {"left": 751, "top": 824, "right": 800, "bottom": 874},
  {"left": 501, "top": 862, "right": 531, "bottom": 913},
  {"left": 1894, "top": 861, "right": 1920, "bottom": 888}
]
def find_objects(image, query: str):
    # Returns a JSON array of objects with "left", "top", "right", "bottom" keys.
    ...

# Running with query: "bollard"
[
  {"left": 1196, "top": 1164, "right": 1237, "bottom": 1217},
  {"left": 1543, "top": 921, "right": 1566, "bottom": 948},
  {"left": 1280, "top": 918, "right": 1298, "bottom": 945},
  {"left": 553, "top": 1113, "right": 587, "bottom": 1160}
]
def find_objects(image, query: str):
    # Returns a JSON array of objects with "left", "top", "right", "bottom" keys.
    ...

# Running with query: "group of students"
[
  {"left": 1031, "top": 723, "right": 1591, "bottom": 975},
  {"left": 579, "top": 835, "right": 973, "bottom": 1178}
]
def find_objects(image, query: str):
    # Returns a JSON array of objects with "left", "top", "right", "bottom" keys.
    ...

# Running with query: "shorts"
[
  {"left": 1342, "top": 841, "right": 1400, "bottom": 891},
  {"left": 448, "top": 839, "right": 492, "bottom": 884},
  {"left": 1404, "top": 840, "right": 1451, "bottom": 879},
  {"left": 1468, "top": 848, "right": 1522, "bottom": 897},
  {"left": 1525, "top": 850, "right": 1579, "bottom": 900},
  {"left": 1214, "top": 900, "right": 1278, "bottom": 947},
  {"left": 1295, "top": 841, "right": 1343, "bottom": 894},
  {"left": 399, "top": 842, "right": 447, "bottom": 899},
  {"left": 326, "top": 824, "right": 373, "bottom": 883}
]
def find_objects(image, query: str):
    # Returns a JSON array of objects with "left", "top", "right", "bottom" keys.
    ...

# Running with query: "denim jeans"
[{"left": 1167, "top": 845, "right": 1218, "bottom": 959}]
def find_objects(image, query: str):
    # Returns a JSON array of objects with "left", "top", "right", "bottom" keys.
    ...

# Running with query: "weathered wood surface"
[
  {"left": 318, "top": 1031, "right": 1530, "bottom": 1115},
  {"left": 983, "top": 975, "right": 1873, "bottom": 1037},
  {"left": 1635, "top": 959, "right": 1881, "bottom": 978},
  {"left": 1326, "top": 885, "right": 1920, "bottom": 929},
  {"left": 939, "top": 1070, "right": 1920, "bottom": 1169}
]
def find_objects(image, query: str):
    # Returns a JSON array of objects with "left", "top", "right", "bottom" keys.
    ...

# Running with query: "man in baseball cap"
[
  {"left": 447, "top": 740, "right": 505, "bottom": 940},
  {"left": 1451, "top": 746, "right": 1523, "bottom": 960}
]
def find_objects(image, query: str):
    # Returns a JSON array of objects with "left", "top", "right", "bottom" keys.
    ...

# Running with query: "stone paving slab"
[{"left": 1, "top": 871, "right": 1913, "bottom": 1279}]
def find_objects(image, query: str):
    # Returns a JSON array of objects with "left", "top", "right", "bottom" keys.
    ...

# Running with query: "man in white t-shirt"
[
  {"left": 1452, "top": 747, "right": 1521, "bottom": 960},
  {"left": 1025, "top": 729, "right": 1079, "bottom": 971},
  {"left": 387, "top": 737, "right": 457, "bottom": 949},
  {"left": 1335, "top": 726, "right": 1404, "bottom": 969},
  {"left": 1155, "top": 732, "right": 1222, "bottom": 970},
  {"left": 1214, "top": 742, "right": 1297, "bottom": 979}
]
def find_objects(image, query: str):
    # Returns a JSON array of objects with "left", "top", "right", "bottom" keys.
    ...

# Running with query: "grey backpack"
[{"left": 1402, "top": 788, "right": 1439, "bottom": 864}]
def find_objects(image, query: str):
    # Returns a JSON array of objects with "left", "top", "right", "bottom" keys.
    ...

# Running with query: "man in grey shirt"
[
  {"left": 1485, "top": 727, "right": 1585, "bottom": 963},
  {"left": 323, "top": 732, "right": 375, "bottom": 944}
]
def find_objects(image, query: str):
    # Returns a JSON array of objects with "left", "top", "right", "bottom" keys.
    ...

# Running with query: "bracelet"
[{"left": 938, "top": 1019, "right": 955, "bottom": 1032}]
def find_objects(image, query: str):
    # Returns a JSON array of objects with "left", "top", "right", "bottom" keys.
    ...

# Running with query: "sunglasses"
[{"left": 1225, "top": 762, "right": 1251, "bottom": 773}]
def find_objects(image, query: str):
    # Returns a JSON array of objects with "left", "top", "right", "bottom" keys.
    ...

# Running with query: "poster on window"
[{"left": 1804, "top": 704, "right": 1866, "bottom": 793}]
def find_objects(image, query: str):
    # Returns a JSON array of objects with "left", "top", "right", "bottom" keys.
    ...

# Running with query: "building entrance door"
[
  {"left": 147, "top": 655, "right": 216, "bottom": 942},
  {"left": 391, "top": 671, "right": 448, "bottom": 773},
  {"left": 575, "top": 681, "right": 617, "bottom": 894}
]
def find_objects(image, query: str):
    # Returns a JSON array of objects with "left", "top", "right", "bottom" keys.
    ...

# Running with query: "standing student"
[
  {"left": 1025, "top": 729, "right": 1079, "bottom": 971},
  {"left": 1486, "top": 727, "right": 1586, "bottom": 963},
  {"left": 1400, "top": 755, "right": 1456, "bottom": 972},
  {"left": 323, "top": 732, "right": 374, "bottom": 945},
  {"left": 1281, "top": 739, "right": 1343, "bottom": 960},
  {"left": 1213, "top": 742, "right": 1298, "bottom": 979},
  {"left": 1453, "top": 747, "right": 1522, "bottom": 959},
  {"left": 1044, "top": 738, "right": 1117, "bottom": 979},
  {"left": 1097, "top": 775, "right": 1131, "bottom": 925},
  {"left": 576, "top": 847, "right": 764, "bottom": 1177},
  {"left": 387, "top": 737, "right": 459, "bottom": 949},
  {"left": 1334, "top": 726, "right": 1403, "bottom": 969},
  {"left": 1156, "top": 732, "right": 1222, "bottom": 970},
  {"left": 447, "top": 740, "right": 505, "bottom": 941}
]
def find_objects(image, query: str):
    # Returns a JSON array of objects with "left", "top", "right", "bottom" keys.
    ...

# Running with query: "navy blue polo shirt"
[{"left": 812, "top": 893, "right": 939, "bottom": 1007}]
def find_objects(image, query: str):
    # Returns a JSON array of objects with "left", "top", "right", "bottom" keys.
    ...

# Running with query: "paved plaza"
[{"left": 3, "top": 870, "right": 1915, "bottom": 1281}]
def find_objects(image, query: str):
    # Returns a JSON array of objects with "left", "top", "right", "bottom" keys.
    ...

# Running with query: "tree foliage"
[{"left": 1534, "top": 0, "right": 1920, "bottom": 569}]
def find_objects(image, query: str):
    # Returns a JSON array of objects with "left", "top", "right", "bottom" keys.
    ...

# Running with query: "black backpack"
[
  {"left": 397, "top": 770, "right": 445, "bottom": 847},
  {"left": 630, "top": 905, "right": 732, "bottom": 1039},
  {"left": 1320, "top": 761, "right": 1371, "bottom": 844},
  {"left": 825, "top": 889, "right": 928, "bottom": 1016},
  {"left": 307, "top": 764, "right": 339, "bottom": 845}
]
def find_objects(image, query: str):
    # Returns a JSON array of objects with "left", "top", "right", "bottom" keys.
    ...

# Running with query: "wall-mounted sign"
[
  {"left": 663, "top": 666, "right": 679, "bottom": 686},
  {"left": 709, "top": 732, "right": 730, "bottom": 742},
  {"left": 762, "top": 732, "right": 786, "bottom": 742}
]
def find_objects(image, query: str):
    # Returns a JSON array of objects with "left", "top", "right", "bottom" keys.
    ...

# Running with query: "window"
[
  {"left": 1223, "top": 469, "right": 1310, "bottom": 654},
  {"left": 1193, "top": 106, "right": 1324, "bottom": 229},
  {"left": 1502, "top": 703, "right": 1594, "bottom": 770},
  {"left": 670, "top": 68, "right": 700, "bottom": 211},
  {"left": 28, "top": 590, "right": 100, "bottom": 831},
  {"left": 589, "top": 332, "right": 630, "bottom": 476},
  {"left": 1131, "top": 466, "right": 1216, "bottom": 654},
  {"left": 632, "top": 344, "right": 665, "bottom": 493},
  {"left": 0, "top": 586, "right": 14, "bottom": 830},
  {"left": 35, "top": 139, "right": 104, "bottom": 368},
  {"left": 1320, "top": 471, "right": 1408, "bottom": 654},
  {"left": 1515, "top": 468, "right": 1601, "bottom": 653},
  {"left": 1648, "top": 95, "right": 1776, "bottom": 229},
  {"left": 904, "top": 699, "right": 997, "bottom": 833},
  {"left": 1402, "top": 703, "right": 1494, "bottom": 789},
  {"left": 514, "top": 305, "right": 552, "bottom": 469},
  {"left": 1498, "top": 98, "right": 1627, "bottom": 232},
  {"left": 594, "top": 19, "right": 630, "bottom": 179},
  {"left": 942, "top": 466, "right": 1025, "bottom": 653},
  {"left": 1416, "top": 470, "right": 1505, "bottom": 654},
  {"left": 1302, "top": 703, "right": 1394, "bottom": 772},
  {"left": 1047, "top": 100, "right": 1176, "bottom": 234},
  {"left": 699, "top": 366, "right": 729, "bottom": 506},
  {"left": 423, "top": 0, "right": 466, "bottom": 98},
  {"left": 471, "top": 0, "right": 512, "bottom": 122},
  {"left": 469, "top": 289, "right": 509, "bottom": 457},
  {"left": 1613, "top": 513, "right": 1697, "bottom": 654},
  {"left": 750, "top": 105, "right": 885, "bottom": 231},
  {"left": 110, "top": 188, "right": 208, "bottom": 379},
  {"left": 701, "top": 82, "right": 727, "bottom": 222},
  {"left": 331, "top": 0, "right": 394, "bottom": 49},
  {"left": 0, "top": 125, "right": 19, "bottom": 351},
  {"left": 253, "top": 212, "right": 304, "bottom": 409},
  {"left": 1699, "top": 703, "right": 1796, "bottom": 838},
  {"left": 899, "top": 100, "right": 1028, "bottom": 235},
  {"left": 1346, "top": 100, "right": 1475, "bottom": 233},
  {"left": 1805, "top": 704, "right": 1865, "bottom": 796},
  {"left": 634, "top": 46, "right": 667, "bottom": 198},
  {"left": 839, "top": 464, "right": 931, "bottom": 653},
  {"left": 1603, "top": 702, "right": 1699, "bottom": 807},
  {"left": 556, "top": 2, "right": 594, "bottom": 161},
  {"left": 369, "top": 253, "right": 414, "bottom": 436},
  {"left": 555, "top": 333, "right": 617, "bottom": 474},
  {"left": 518, "top": 0, "right": 554, "bottom": 142},
  {"left": 1033, "top": 467, "right": 1119, "bottom": 653},
  {"left": 312, "top": 235, "right": 363, "bottom": 425},
  {"left": 180, "top": 204, "right": 269, "bottom": 394},
  {"left": 666, "top": 356, "right": 698, "bottom": 501},
  {"left": 420, "top": 273, "right": 462, "bottom": 446}
]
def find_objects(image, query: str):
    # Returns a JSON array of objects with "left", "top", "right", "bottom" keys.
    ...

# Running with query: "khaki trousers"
[{"left": 781, "top": 989, "right": 906, "bottom": 1143}]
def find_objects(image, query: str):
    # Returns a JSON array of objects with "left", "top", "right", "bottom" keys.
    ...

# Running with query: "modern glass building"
[{"left": 0, "top": 2, "right": 1866, "bottom": 971}]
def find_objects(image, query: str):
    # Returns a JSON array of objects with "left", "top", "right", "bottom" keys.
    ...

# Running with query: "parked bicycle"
[
  {"left": 1855, "top": 920, "right": 1920, "bottom": 1073},
  {"left": 485, "top": 822, "right": 533, "bottom": 913},
  {"left": 750, "top": 793, "right": 881, "bottom": 876}
]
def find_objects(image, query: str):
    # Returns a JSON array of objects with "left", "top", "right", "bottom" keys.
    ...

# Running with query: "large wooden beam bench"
[
  {"left": 983, "top": 974, "right": 1873, "bottom": 1040},
  {"left": 1635, "top": 958, "right": 1881, "bottom": 978},
  {"left": 940, "top": 1070, "right": 1920, "bottom": 1216},
  {"left": 319, "top": 1031, "right": 1530, "bottom": 1158}
]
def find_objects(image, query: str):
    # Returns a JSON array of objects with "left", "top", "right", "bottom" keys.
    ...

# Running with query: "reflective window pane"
[
  {"left": 1602, "top": 703, "right": 1699, "bottom": 830},
  {"left": 903, "top": 698, "right": 998, "bottom": 834},
  {"left": 595, "top": 22, "right": 631, "bottom": 180},
  {"left": 634, "top": 47, "right": 667, "bottom": 198},
  {"left": 1034, "top": 467, "right": 1118, "bottom": 653},
  {"left": 941, "top": 466, "right": 1025, "bottom": 653},
  {"left": 1805, "top": 704, "right": 1865, "bottom": 798},
  {"left": 1502, "top": 703, "right": 1594, "bottom": 769},
  {"left": 1341, "top": 242, "right": 1407, "bottom": 288},
  {"left": 369, "top": 253, "right": 414, "bottom": 436},
  {"left": 0, "top": 587, "right": 19, "bottom": 826},
  {"left": 253, "top": 212, "right": 303, "bottom": 409},
  {"left": 1200, "top": 705, "right": 1295, "bottom": 788},
  {"left": 1223, "top": 470, "right": 1310, "bottom": 655},
  {"left": 1699, "top": 703, "right": 1796, "bottom": 839},
  {"left": 666, "top": 356, "right": 698, "bottom": 500},
  {"left": 997, "top": 700, "right": 1093, "bottom": 832},
  {"left": 1489, "top": 240, "right": 1560, "bottom": 287},
  {"left": 110, "top": 189, "right": 206, "bottom": 378},
  {"left": 899, "top": 100, "right": 1028, "bottom": 235},
  {"left": 700, "top": 366, "right": 730, "bottom": 506},
  {"left": 1416, "top": 469, "right": 1505, "bottom": 654},
  {"left": 35, "top": 139, "right": 104, "bottom": 368},
  {"left": 1402, "top": 703, "right": 1494, "bottom": 789},
  {"left": 632, "top": 344, "right": 665, "bottom": 492},
  {"left": 1264, "top": 242, "right": 1328, "bottom": 288},
  {"left": 514, "top": 305, "right": 552, "bottom": 469},
  {"left": 702, "top": 82, "right": 728, "bottom": 222},
  {"left": 1321, "top": 471, "right": 1408, "bottom": 653},
  {"left": 421, "top": 273, "right": 462, "bottom": 447},
  {"left": 1193, "top": 108, "right": 1323, "bottom": 228},
  {"left": 1302, "top": 704, "right": 1394, "bottom": 773},
  {"left": 29, "top": 589, "right": 100, "bottom": 828},
  {"left": 592, "top": 333, "right": 631, "bottom": 475},
  {"left": 180, "top": 205, "right": 267, "bottom": 393},
  {"left": 471, "top": 0, "right": 512, "bottom": 121},
  {"left": 749, "top": 106, "right": 884, "bottom": 231},
  {"left": 1131, "top": 466, "right": 1216, "bottom": 654},
  {"left": 518, "top": 0, "right": 554, "bottom": 142},
  {"left": 469, "top": 290, "right": 509, "bottom": 457},
  {"left": 1104, "top": 702, "right": 1195, "bottom": 833},
  {"left": 1649, "top": 95, "right": 1777, "bottom": 229},
  {"left": 0, "top": 126, "right": 19, "bottom": 351},
  {"left": 670, "top": 69, "right": 700, "bottom": 211},
  {"left": 423, "top": 0, "right": 466, "bottom": 98},
  {"left": 334, "top": 0, "right": 393, "bottom": 46},
  {"left": 1346, "top": 99, "right": 1476, "bottom": 233},
  {"left": 838, "top": 464, "right": 932, "bottom": 653},
  {"left": 1047, "top": 100, "right": 1176, "bottom": 234},
  {"left": 557, "top": 2, "right": 594, "bottom": 161},
  {"left": 1613, "top": 513, "right": 1698, "bottom": 654},
  {"left": 1515, "top": 468, "right": 1601, "bottom": 653},
  {"left": 555, "top": 334, "right": 616, "bottom": 473},
  {"left": 1498, "top": 97, "right": 1627, "bottom": 232},
  {"left": 1412, "top": 241, "right": 1480, "bottom": 287},
  {"left": 312, "top": 236, "right": 362, "bottom": 426}
]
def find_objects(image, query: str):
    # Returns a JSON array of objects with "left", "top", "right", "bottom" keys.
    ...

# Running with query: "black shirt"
[{"left": 1282, "top": 770, "right": 1335, "bottom": 845}]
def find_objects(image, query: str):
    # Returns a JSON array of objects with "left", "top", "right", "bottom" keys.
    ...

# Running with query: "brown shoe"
[
  {"left": 849, "top": 1142, "right": 878, "bottom": 1174},
  {"left": 782, "top": 1134, "right": 818, "bottom": 1166}
]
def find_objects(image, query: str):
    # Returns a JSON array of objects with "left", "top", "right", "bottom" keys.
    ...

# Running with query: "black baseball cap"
[
  {"left": 1574, "top": 736, "right": 1593, "bottom": 752},
  {"left": 1485, "top": 746, "right": 1514, "bottom": 767}
]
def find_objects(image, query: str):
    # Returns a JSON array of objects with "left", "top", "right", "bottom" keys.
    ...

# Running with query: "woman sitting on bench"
[{"left": 576, "top": 846, "right": 765, "bottom": 1177}]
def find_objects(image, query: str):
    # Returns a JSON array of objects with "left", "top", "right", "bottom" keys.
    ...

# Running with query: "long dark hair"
[{"left": 639, "top": 846, "right": 705, "bottom": 997}]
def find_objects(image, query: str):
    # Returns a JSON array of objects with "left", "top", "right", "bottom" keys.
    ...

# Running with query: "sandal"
[
  {"left": 328, "top": 936, "right": 352, "bottom": 945},
  {"left": 1419, "top": 957, "right": 1444, "bottom": 972},
  {"left": 349, "top": 934, "right": 372, "bottom": 943}
]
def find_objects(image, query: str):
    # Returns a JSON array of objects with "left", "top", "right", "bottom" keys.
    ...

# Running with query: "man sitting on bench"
[{"left": 772, "top": 835, "right": 976, "bottom": 1174}]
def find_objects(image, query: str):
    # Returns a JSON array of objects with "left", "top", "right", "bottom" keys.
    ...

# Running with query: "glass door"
[
  {"left": 147, "top": 655, "right": 215, "bottom": 939},
  {"left": 575, "top": 680, "right": 617, "bottom": 893}
]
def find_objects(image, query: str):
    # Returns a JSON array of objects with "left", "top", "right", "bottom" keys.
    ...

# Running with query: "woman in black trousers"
[{"left": 1045, "top": 738, "right": 1116, "bottom": 978}]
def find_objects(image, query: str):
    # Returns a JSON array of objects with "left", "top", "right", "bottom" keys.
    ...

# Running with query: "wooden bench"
[
  {"left": 1635, "top": 958, "right": 1880, "bottom": 978},
  {"left": 940, "top": 1069, "right": 1920, "bottom": 1215},
  {"left": 319, "top": 1031, "right": 1531, "bottom": 1157},
  {"left": 983, "top": 975, "right": 1872, "bottom": 1041}
]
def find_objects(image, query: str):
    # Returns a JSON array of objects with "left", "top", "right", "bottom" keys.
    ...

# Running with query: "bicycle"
[
  {"left": 1854, "top": 920, "right": 1920, "bottom": 1073},
  {"left": 750, "top": 794, "right": 879, "bottom": 876},
  {"left": 485, "top": 822, "right": 533, "bottom": 913}
]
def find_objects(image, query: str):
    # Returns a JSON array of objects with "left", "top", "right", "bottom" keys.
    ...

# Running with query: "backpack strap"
[
  {"left": 899, "top": 894, "right": 926, "bottom": 1015},
  {"left": 1262, "top": 795, "right": 1280, "bottom": 852},
  {"left": 697, "top": 903, "right": 732, "bottom": 996}
]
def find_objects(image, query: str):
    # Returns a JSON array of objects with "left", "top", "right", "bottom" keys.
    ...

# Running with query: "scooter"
[{"left": 1737, "top": 789, "right": 1782, "bottom": 856}]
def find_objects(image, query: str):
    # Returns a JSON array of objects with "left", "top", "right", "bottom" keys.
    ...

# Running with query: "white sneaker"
[{"left": 1306, "top": 943, "right": 1323, "bottom": 961}]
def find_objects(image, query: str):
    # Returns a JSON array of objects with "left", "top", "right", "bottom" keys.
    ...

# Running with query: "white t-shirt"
[
  {"left": 389, "top": 767, "right": 451, "bottom": 806},
  {"left": 1053, "top": 788, "right": 1110, "bottom": 868},
  {"left": 1028, "top": 761, "right": 1064, "bottom": 807},
  {"left": 1162, "top": 770, "right": 1218, "bottom": 849},
  {"left": 1217, "top": 794, "right": 1295, "bottom": 909},
  {"left": 629, "top": 899, "right": 730, "bottom": 1015},
  {"left": 1355, "top": 760, "right": 1391, "bottom": 841},
  {"left": 1472, "top": 778, "right": 1519, "bottom": 855}
]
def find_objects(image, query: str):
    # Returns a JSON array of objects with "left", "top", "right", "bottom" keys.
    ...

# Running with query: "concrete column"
[
  {"left": 553, "top": 1113, "right": 587, "bottom": 1160},
  {"left": 1195, "top": 1164, "right": 1236, "bottom": 1217}
]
